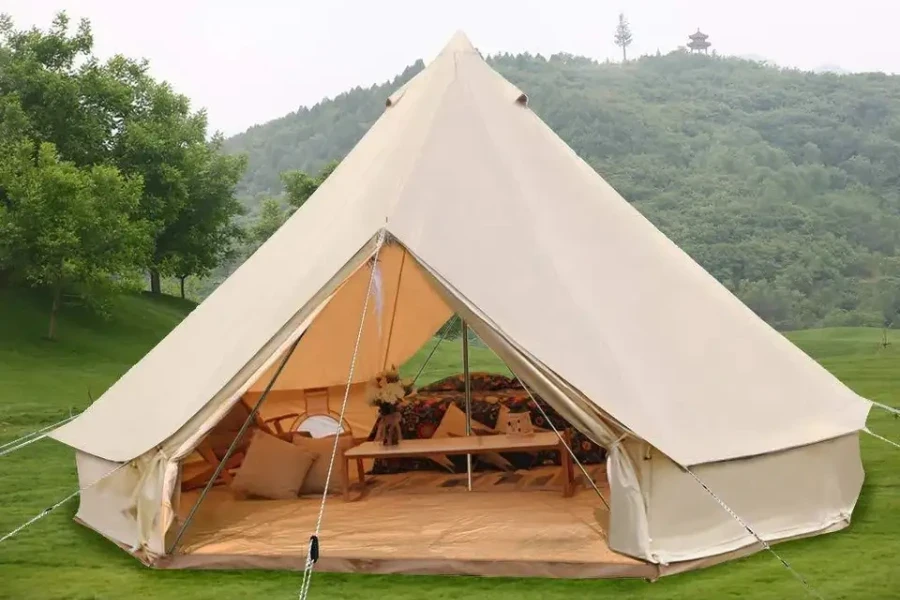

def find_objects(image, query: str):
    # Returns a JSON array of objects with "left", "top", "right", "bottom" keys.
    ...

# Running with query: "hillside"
[
  {"left": 2, "top": 287, "right": 900, "bottom": 598},
  {"left": 225, "top": 51, "right": 900, "bottom": 331},
  {"left": 0, "top": 289, "right": 195, "bottom": 424}
]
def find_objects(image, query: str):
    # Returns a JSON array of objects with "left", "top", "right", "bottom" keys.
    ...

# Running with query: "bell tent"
[{"left": 49, "top": 32, "right": 871, "bottom": 579}]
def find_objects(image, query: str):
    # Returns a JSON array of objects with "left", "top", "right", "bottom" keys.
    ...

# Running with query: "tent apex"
[{"left": 441, "top": 30, "right": 478, "bottom": 55}]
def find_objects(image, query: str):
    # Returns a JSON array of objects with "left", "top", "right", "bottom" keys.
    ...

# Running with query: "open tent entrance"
[{"left": 168, "top": 237, "right": 652, "bottom": 578}]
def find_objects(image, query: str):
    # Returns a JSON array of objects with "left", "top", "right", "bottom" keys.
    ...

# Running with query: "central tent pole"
[{"left": 462, "top": 319, "right": 472, "bottom": 491}]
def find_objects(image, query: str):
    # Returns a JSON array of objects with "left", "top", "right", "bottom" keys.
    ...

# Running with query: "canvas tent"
[{"left": 50, "top": 32, "right": 871, "bottom": 578}]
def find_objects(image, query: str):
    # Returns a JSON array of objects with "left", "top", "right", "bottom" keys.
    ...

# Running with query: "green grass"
[{"left": 1, "top": 288, "right": 900, "bottom": 599}]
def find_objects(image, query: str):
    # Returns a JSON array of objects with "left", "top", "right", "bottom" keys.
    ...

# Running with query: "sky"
[{"left": 4, "top": 0, "right": 899, "bottom": 136}]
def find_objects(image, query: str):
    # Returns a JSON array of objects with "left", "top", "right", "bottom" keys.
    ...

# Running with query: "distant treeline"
[{"left": 226, "top": 51, "right": 900, "bottom": 330}]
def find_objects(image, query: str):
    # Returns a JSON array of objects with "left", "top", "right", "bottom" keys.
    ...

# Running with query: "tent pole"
[
  {"left": 462, "top": 319, "right": 472, "bottom": 491},
  {"left": 412, "top": 316, "right": 458, "bottom": 387},
  {"left": 166, "top": 333, "right": 304, "bottom": 554}
]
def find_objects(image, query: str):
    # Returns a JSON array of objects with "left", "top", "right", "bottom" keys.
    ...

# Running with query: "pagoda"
[{"left": 688, "top": 29, "right": 711, "bottom": 54}]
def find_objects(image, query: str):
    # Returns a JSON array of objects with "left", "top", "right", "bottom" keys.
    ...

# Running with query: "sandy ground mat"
[{"left": 168, "top": 466, "right": 654, "bottom": 578}]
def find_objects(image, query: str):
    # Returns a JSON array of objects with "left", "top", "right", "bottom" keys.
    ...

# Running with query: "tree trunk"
[
  {"left": 47, "top": 282, "right": 62, "bottom": 341},
  {"left": 179, "top": 275, "right": 186, "bottom": 299},
  {"left": 622, "top": 46, "right": 627, "bottom": 62},
  {"left": 150, "top": 269, "right": 161, "bottom": 294}
]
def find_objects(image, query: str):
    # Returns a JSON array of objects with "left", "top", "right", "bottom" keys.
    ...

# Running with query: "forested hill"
[{"left": 224, "top": 51, "right": 900, "bottom": 331}]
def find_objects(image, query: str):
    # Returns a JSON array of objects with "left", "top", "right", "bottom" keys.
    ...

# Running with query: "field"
[{"left": 1, "top": 288, "right": 899, "bottom": 599}]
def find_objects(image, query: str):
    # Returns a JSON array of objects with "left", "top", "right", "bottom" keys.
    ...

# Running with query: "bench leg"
[
  {"left": 342, "top": 456, "right": 351, "bottom": 502},
  {"left": 356, "top": 459, "right": 366, "bottom": 485},
  {"left": 561, "top": 433, "right": 575, "bottom": 498}
]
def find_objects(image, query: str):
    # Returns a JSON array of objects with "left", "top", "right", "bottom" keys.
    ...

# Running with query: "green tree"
[
  {"left": 281, "top": 159, "right": 339, "bottom": 211},
  {"left": 0, "top": 12, "right": 141, "bottom": 167},
  {"left": 880, "top": 286, "right": 900, "bottom": 328},
  {"left": 0, "top": 142, "right": 149, "bottom": 339},
  {"left": 0, "top": 95, "right": 30, "bottom": 284},
  {"left": 614, "top": 13, "right": 633, "bottom": 62},
  {"left": 112, "top": 75, "right": 208, "bottom": 293},
  {"left": 164, "top": 135, "right": 247, "bottom": 298},
  {"left": 250, "top": 198, "right": 287, "bottom": 247}
]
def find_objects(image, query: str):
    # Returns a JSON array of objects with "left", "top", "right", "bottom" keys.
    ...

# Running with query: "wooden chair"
[
  {"left": 180, "top": 396, "right": 301, "bottom": 491},
  {"left": 292, "top": 386, "right": 353, "bottom": 437}
]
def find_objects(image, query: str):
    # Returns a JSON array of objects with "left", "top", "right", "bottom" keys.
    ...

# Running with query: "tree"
[
  {"left": 0, "top": 95, "right": 31, "bottom": 282},
  {"left": 614, "top": 13, "right": 633, "bottom": 62},
  {"left": 0, "top": 12, "right": 142, "bottom": 167},
  {"left": 250, "top": 198, "right": 287, "bottom": 247},
  {"left": 164, "top": 135, "right": 247, "bottom": 298},
  {"left": 112, "top": 76, "right": 208, "bottom": 293},
  {"left": 0, "top": 141, "right": 149, "bottom": 339},
  {"left": 281, "top": 159, "right": 339, "bottom": 211},
  {"left": 1, "top": 11, "right": 250, "bottom": 321}
]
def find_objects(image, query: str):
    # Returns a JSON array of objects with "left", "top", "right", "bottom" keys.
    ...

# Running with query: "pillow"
[
  {"left": 434, "top": 403, "right": 513, "bottom": 471},
  {"left": 231, "top": 429, "right": 316, "bottom": 500},
  {"left": 293, "top": 434, "right": 355, "bottom": 495}
]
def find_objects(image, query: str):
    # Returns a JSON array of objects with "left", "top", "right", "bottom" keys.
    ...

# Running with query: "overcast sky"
[{"left": 4, "top": 1, "right": 898, "bottom": 136}]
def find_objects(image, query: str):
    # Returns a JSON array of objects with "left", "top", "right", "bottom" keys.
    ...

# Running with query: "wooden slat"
[{"left": 345, "top": 432, "right": 561, "bottom": 460}]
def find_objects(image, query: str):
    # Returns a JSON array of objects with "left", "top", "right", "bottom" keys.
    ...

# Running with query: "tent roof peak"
[{"left": 440, "top": 30, "right": 478, "bottom": 56}]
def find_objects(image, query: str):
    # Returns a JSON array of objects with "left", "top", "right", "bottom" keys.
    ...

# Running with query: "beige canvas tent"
[{"left": 50, "top": 32, "right": 871, "bottom": 579}]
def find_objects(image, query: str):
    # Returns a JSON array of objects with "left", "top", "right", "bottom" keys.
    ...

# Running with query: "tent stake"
[
  {"left": 462, "top": 319, "right": 472, "bottom": 491},
  {"left": 166, "top": 333, "right": 304, "bottom": 554}
]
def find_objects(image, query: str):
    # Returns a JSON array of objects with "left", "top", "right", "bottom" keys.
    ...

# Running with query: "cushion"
[
  {"left": 365, "top": 388, "right": 608, "bottom": 474},
  {"left": 293, "top": 434, "right": 355, "bottom": 495},
  {"left": 231, "top": 429, "right": 316, "bottom": 500}
]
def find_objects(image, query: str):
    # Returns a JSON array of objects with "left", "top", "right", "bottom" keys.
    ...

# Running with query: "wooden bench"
[{"left": 342, "top": 431, "right": 576, "bottom": 501}]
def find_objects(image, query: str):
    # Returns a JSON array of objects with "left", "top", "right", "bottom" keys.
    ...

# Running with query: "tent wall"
[
  {"left": 247, "top": 243, "right": 452, "bottom": 393},
  {"left": 642, "top": 433, "right": 864, "bottom": 564},
  {"left": 608, "top": 438, "right": 653, "bottom": 561},
  {"left": 249, "top": 383, "right": 377, "bottom": 438},
  {"left": 74, "top": 452, "right": 144, "bottom": 554},
  {"left": 148, "top": 239, "right": 384, "bottom": 556}
]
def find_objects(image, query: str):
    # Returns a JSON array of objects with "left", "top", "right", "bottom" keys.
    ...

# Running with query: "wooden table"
[{"left": 341, "top": 431, "right": 576, "bottom": 501}]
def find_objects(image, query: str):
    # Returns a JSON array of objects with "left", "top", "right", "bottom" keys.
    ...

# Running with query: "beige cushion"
[
  {"left": 231, "top": 429, "right": 316, "bottom": 500},
  {"left": 293, "top": 434, "right": 355, "bottom": 495},
  {"left": 495, "top": 405, "right": 511, "bottom": 433},
  {"left": 496, "top": 404, "right": 550, "bottom": 435},
  {"left": 435, "top": 403, "right": 513, "bottom": 471}
]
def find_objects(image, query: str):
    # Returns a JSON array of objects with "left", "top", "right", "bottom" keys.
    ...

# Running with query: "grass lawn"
[{"left": 1, "top": 288, "right": 899, "bottom": 599}]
